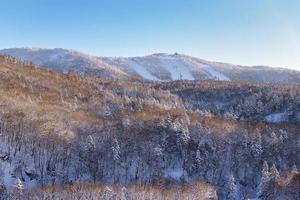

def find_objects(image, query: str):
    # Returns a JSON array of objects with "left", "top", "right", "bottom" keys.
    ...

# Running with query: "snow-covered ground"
[
  {"left": 159, "top": 57, "right": 194, "bottom": 80},
  {"left": 0, "top": 158, "right": 38, "bottom": 189},
  {"left": 265, "top": 112, "right": 289, "bottom": 123},
  {"left": 1, "top": 160, "right": 15, "bottom": 187},
  {"left": 202, "top": 65, "right": 231, "bottom": 81},
  {"left": 126, "top": 59, "right": 158, "bottom": 80},
  {"left": 165, "top": 167, "right": 184, "bottom": 180},
  {"left": 0, "top": 142, "right": 39, "bottom": 189}
]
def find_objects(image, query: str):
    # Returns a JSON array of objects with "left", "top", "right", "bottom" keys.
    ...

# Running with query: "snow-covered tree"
[
  {"left": 251, "top": 130, "right": 263, "bottom": 158},
  {"left": 0, "top": 164, "right": 4, "bottom": 185},
  {"left": 279, "top": 129, "right": 288, "bottom": 142},
  {"left": 262, "top": 161, "right": 270, "bottom": 181},
  {"left": 15, "top": 178, "right": 24, "bottom": 192},
  {"left": 120, "top": 186, "right": 129, "bottom": 200},
  {"left": 112, "top": 138, "right": 120, "bottom": 161},
  {"left": 270, "top": 131, "right": 278, "bottom": 143},
  {"left": 174, "top": 121, "right": 190, "bottom": 146},
  {"left": 153, "top": 146, "right": 163, "bottom": 157},
  {"left": 86, "top": 135, "right": 96, "bottom": 153},
  {"left": 122, "top": 117, "right": 130, "bottom": 131},
  {"left": 226, "top": 174, "right": 237, "bottom": 200},
  {"left": 195, "top": 149, "right": 202, "bottom": 167},
  {"left": 259, "top": 161, "right": 270, "bottom": 198},
  {"left": 101, "top": 186, "right": 115, "bottom": 200},
  {"left": 292, "top": 164, "right": 298, "bottom": 174},
  {"left": 161, "top": 114, "right": 172, "bottom": 128},
  {"left": 83, "top": 135, "right": 99, "bottom": 183},
  {"left": 270, "top": 164, "right": 279, "bottom": 180}
]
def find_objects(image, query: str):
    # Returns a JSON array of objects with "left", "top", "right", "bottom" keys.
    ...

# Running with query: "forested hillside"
[{"left": 0, "top": 55, "right": 299, "bottom": 199}]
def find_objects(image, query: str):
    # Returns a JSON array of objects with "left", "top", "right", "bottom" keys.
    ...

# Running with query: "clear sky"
[{"left": 0, "top": 0, "right": 299, "bottom": 70}]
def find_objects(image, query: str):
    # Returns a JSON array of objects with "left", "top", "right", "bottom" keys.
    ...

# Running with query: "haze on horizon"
[{"left": 1, "top": 0, "right": 300, "bottom": 70}]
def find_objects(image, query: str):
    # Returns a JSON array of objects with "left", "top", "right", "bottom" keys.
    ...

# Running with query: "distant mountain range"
[{"left": 1, "top": 48, "right": 300, "bottom": 84}]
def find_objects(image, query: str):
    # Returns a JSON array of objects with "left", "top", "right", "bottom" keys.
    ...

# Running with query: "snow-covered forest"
[{"left": 0, "top": 55, "right": 299, "bottom": 199}]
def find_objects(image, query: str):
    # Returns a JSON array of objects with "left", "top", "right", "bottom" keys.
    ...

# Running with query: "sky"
[{"left": 0, "top": 0, "right": 299, "bottom": 70}]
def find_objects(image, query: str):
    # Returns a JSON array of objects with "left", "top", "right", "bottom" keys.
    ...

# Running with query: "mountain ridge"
[
  {"left": 2, "top": 47, "right": 299, "bottom": 71},
  {"left": 1, "top": 47, "right": 300, "bottom": 84}
]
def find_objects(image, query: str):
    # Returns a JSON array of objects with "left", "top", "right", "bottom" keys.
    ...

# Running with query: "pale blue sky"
[{"left": 0, "top": 0, "right": 299, "bottom": 70}]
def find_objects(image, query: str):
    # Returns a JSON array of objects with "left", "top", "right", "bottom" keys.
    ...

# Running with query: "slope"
[
  {"left": 0, "top": 55, "right": 299, "bottom": 199},
  {"left": 1, "top": 48, "right": 300, "bottom": 84}
]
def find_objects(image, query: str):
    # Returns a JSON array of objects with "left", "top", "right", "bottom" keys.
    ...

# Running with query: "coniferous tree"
[
  {"left": 86, "top": 135, "right": 96, "bottom": 153},
  {"left": 120, "top": 186, "right": 129, "bottom": 200},
  {"left": 83, "top": 135, "right": 99, "bottom": 183},
  {"left": 226, "top": 174, "right": 237, "bottom": 200},
  {"left": 101, "top": 186, "right": 115, "bottom": 200},
  {"left": 112, "top": 138, "right": 120, "bottom": 161},
  {"left": 259, "top": 161, "right": 270, "bottom": 198},
  {"left": 292, "top": 164, "right": 298, "bottom": 174},
  {"left": 196, "top": 149, "right": 202, "bottom": 167},
  {"left": 270, "top": 164, "right": 279, "bottom": 180}
]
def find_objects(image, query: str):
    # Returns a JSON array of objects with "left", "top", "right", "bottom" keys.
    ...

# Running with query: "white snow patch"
[
  {"left": 0, "top": 159, "right": 39, "bottom": 188},
  {"left": 164, "top": 168, "right": 184, "bottom": 179},
  {"left": 265, "top": 112, "right": 288, "bottom": 123},
  {"left": 160, "top": 57, "right": 194, "bottom": 80},
  {"left": 1, "top": 162, "right": 15, "bottom": 186},
  {"left": 127, "top": 59, "right": 158, "bottom": 80},
  {"left": 296, "top": 112, "right": 300, "bottom": 122},
  {"left": 202, "top": 65, "right": 231, "bottom": 81}
]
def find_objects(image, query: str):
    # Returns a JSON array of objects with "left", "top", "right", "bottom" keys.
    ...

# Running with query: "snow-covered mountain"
[
  {"left": 0, "top": 48, "right": 129, "bottom": 80},
  {"left": 102, "top": 53, "right": 300, "bottom": 83},
  {"left": 1, "top": 48, "right": 300, "bottom": 84},
  {"left": 101, "top": 53, "right": 230, "bottom": 81}
]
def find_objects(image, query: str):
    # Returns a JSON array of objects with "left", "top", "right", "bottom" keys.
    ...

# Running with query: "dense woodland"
[{"left": 0, "top": 56, "right": 299, "bottom": 199}]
